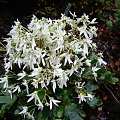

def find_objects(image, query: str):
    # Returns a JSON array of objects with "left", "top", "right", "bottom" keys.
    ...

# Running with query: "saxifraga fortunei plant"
[{"left": 0, "top": 12, "right": 118, "bottom": 120}]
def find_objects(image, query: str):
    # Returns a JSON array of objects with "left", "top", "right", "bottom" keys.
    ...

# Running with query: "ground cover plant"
[
  {"left": 102, "top": 0, "right": 120, "bottom": 31},
  {"left": 0, "top": 11, "right": 119, "bottom": 120}
]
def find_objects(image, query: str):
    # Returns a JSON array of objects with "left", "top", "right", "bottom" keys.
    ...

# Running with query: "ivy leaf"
[
  {"left": 98, "top": 68, "right": 119, "bottom": 84},
  {"left": 87, "top": 97, "right": 102, "bottom": 109},
  {"left": 65, "top": 103, "right": 85, "bottom": 120},
  {"left": 104, "top": 72, "right": 119, "bottom": 84},
  {"left": 106, "top": 76, "right": 119, "bottom": 84}
]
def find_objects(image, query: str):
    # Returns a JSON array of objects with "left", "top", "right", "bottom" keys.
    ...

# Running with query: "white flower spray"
[{"left": 0, "top": 12, "right": 107, "bottom": 119}]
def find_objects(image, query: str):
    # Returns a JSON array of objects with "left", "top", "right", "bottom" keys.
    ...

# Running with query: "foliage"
[
  {"left": 35, "top": 0, "right": 115, "bottom": 19},
  {"left": 99, "top": 0, "right": 120, "bottom": 31},
  {"left": 0, "top": 12, "right": 118, "bottom": 119}
]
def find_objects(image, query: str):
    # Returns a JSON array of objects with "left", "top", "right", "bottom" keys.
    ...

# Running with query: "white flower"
[
  {"left": 8, "top": 90, "right": 13, "bottom": 99},
  {"left": 87, "top": 93, "right": 94, "bottom": 100},
  {"left": 52, "top": 64, "right": 62, "bottom": 78},
  {"left": 35, "top": 49, "right": 46, "bottom": 66},
  {"left": 27, "top": 91, "right": 43, "bottom": 110},
  {"left": 78, "top": 93, "right": 94, "bottom": 103},
  {"left": 91, "top": 18, "right": 97, "bottom": 24},
  {"left": 49, "top": 97, "right": 61, "bottom": 110},
  {"left": 57, "top": 71, "right": 69, "bottom": 88},
  {"left": 54, "top": 37, "right": 64, "bottom": 52},
  {"left": 81, "top": 14, "right": 90, "bottom": 23},
  {"left": 24, "top": 50, "right": 37, "bottom": 70},
  {"left": 80, "top": 68, "right": 85, "bottom": 76},
  {"left": 31, "top": 79, "right": 39, "bottom": 89},
  {"left": 75, "top": 82, "right": 85, "bottom": 89},
  {"left": 18, "top": 71, "right": 26, "bottom": 80},
  {"left": 77, "top": 93, "right": 87, "bottom": 104},
  {"left": 40, "top": 80, "right": 47, "bottom": 89},
  {"left": 19, "top": 106, "right": 28, "bottom": 115},
  {"left": 26, "top": 32, "right": 36, "bottom": 50},
  {"left": 51, "top": 80, "right": 57, "bottom": 93},
  {"left": 26, "top": 113, "right": 35, "bottom": 120},
  {"left": 22, "top": 80, "right": 29, "bottom": 94},
  {"left": 89, "top": 26, "right": 98, "bottom": 38},
  {"left": 92, "top": 66, "right": 100, "bottom": 80},
  {"left": 83, "top": 43, "right": 88, "bottom": 56},
  {"left": 19, "top": 106, "right": 35, "bottom": 120},
  {"left": 92, "top": 66, "right": 100, "bottom": 72},
  {"left": 68, "top": 59, "right": 79, "bottom": 76},
  {"left": 97, "top": 53, "right": 107, "bottom": 65},
  {"left": 78, "top": 24, "right": 89, "bottom": 39},
  {"left": 60, "top": 53, "right": 73, "bottom": 66},
  {"left": 5, "top": 38, "right": 12, "bottom": 55},
  {"left": 14, "top": 57, "right": 23, "bottom": 68},
  {"left": 37, "top": 102, "right": 44, "bottom": 110},
  {"left": 29, "top": 67, "right": 42, "bottom": 78},
  {"left": 69, "top": 11, "right": 77, "bottom": 18},
  {"left": 27, "top": 92, "right": 36, "bottom": 103},
  {"left": 85, "top": 59, "right": 91, "bottom": 66},
  {"left": 98, "top": 58, "right": 107, "bottom": 65},
  {"left": 0, "top": 76, "right": 8, "bottom": 89},
  {"left": 5, "top": 61, "right": 13, "bottom": 71},
  {"left": 12, "top": 85, "right": 21, "bottom": 93},
  {"left": 31, "top": 38, "right": 36, "bottom": 50}
]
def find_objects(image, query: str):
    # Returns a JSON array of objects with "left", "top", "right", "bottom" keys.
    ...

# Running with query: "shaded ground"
[
  {"left": 0, "top": 1, "right": 120, "bottom": 120},
  {"left": 92, "top": 23, "right": 120, "bottom": 120}
]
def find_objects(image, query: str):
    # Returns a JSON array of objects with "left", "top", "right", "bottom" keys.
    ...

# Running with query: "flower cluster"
[{"left": 0, "top": 13, "right": 107, "bottom": 119}]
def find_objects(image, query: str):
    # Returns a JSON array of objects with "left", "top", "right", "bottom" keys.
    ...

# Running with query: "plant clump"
[{"left": 0, "top": 12, "right": 118, "bottom": 120}]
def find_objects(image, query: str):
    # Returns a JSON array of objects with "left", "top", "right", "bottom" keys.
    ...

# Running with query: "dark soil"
[
  {"left": 92, "top": 23, "right": 120, "bottom": 120},
  {"left": 0, "top": 1, "right": 120, "bottom": 120}
]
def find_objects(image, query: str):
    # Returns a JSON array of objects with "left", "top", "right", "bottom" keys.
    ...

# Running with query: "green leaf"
[
  {"left": 14, "top": 109, "right": 20, "bottom": 115},
  {"left": 38, "top": 89, "right": 46, "bottom": 102},
  {"left": 104, "top": 72, "right": 119, "bottom": 84},
  {"left": 82, "top": 69, "right": 92, "bottom": 79},
  {"left": 85, "top": 82, "right": 98, "bottom": 91},
  {"left": 87, "top": 97, "right": 102, "bottom": 108},
  {"left": 0, "top": 95, "right": 17, "bottom": 118},
  {"left": 1, "top": 95, "right": 17, "bottom": 110},
  {"left": 55, "top": 105, "right": 64, "bottom": 118},
  {"left": 0, "top": 110, "right": 4, "bottom": 118},
  {"left": 57, "top": 87, "right": 73, "bottom": 102},
  {"left": 98, "top": 68, "right": 119, "bottom": 84},
  {"left": 0, "top": 96, "right": 11, "bottom": 104},
  {"left": 97, "top": 68, "right": 107, "bottom": 74},
  {"left": 37, "top": 107, "right": 50, "bottom": 120},
  {"left": 106, "top": 20, "right": 113, "bottom": 30},
  {"left": 65, "top": 103, "right": 85, "bottom": 120},
  {"left": 106, "top": 77, "right": 119, "bottom": 84}
]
